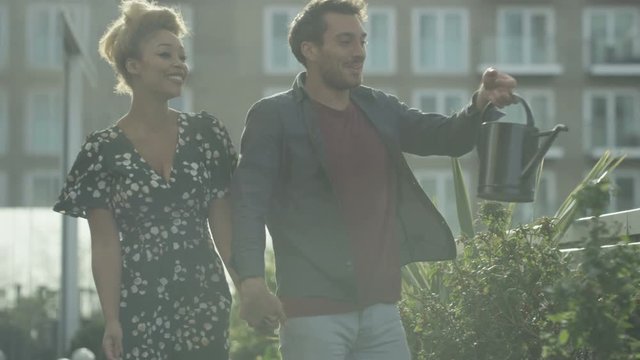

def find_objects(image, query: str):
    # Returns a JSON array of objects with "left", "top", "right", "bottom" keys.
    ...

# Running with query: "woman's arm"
[
  {"left": 87, "top": 208, "right": 122, "bottom": 360},
  {"left": 209, "top": 196, "right": 240, "bottom": 288}
]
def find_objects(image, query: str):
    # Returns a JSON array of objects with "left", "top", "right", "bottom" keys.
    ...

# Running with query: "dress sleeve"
[
  {"left": 201, "top": 112, "right": 238, "bottom": 200},
  {"left": 53, "top": 132, "right": 112, "bottom": 218}
]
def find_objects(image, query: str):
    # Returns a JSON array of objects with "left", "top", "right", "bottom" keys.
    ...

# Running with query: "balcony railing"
[
  {"left": 587, "top": 37, "right": 640, "bottom": 76},
  {"left": 561, "top": 208, "right": 640, "bottom": 248}
]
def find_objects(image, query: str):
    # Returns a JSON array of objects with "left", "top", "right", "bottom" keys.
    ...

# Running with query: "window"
[
  {"left": 584, "top": 90, "right": 640, "bottom": 155},
  {"left": 415, "top": 170, "right": 469, "bottom": 236},
  {"left": 497, "top": 7, "right": 555, "bottom": 66},
  {"left": 363, "top": 7, "right": 396, "bottom": 74},
  {"left": 26, "top": 3, "right": 89, "bottom": 69},
  {"left": 511, "top": 172, "right": 557, "bottom": 225},
  {"left": 500, "top": 89, "right": 554, "bottom": 130},
  {"left": 610, "top": 170, "right": 640, "bottom": 212},
  {"left": 24, "top": 171, "right": 61, "bottom": 206},
  {"left": 26, "top": 88, "right": 63, "bottom": 155},
  {"left": 0, "top": 89, "right": 7, "bottom": 154},
  {"left": 412, "top": 90, "right": 468, "bottom": 115},
  {"left": 500, "top": 89, "right": 562, "bottom": 156},
  {"left": 169, "top": 87, "right": 193, "bottom": 113},
  {"left": 0, "top": 5, "right": 7, "bottom": 68},
  {"left": 585, "top": 7, "right": 640, "bottom": 65},
  {"left": 264, "top": 6, "right": 302, "bottom": 74},
  {"left": 412, "top": 8, "right": 468, "bottom": 73},
  {"left": 0, "top": 172, "right": 7, "bottom": 206},
  {"left": 27, "top": 3, "right": 62, "bottom": 68}
]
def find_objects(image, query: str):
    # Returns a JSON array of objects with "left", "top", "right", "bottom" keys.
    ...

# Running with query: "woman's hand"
[{"left": 103, "top": 320, "right": 123, "bottom": 360}]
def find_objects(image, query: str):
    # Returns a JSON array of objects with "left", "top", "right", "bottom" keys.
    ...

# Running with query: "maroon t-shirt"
[{"left": 281, "top": 100, "right": 401, "bottom": 318}]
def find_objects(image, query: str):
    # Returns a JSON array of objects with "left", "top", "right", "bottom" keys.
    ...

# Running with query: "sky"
[{"left": 0, "top": 208, "right": 94, "bottom": 302}]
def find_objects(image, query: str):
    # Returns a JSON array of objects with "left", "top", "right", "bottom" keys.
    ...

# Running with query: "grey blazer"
[{"left": 231, "top": 72, "right": 487, "bottom": 301}]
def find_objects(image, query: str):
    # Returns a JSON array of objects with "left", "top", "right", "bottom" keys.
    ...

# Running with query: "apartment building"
[{"left": 0, "top": 0, "right": 638, "bottom": 233}]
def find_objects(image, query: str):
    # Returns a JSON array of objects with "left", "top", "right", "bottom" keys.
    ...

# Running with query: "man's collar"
[
  {"left": 291, "top": 72, "right": 371, "bottom": 103},
  {"left": 291, "top": 72, "right": 308, "bottom": 103}
]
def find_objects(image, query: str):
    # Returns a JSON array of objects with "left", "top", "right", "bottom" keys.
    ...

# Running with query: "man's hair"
[{"left": 288, "top": 0, "right": 367, "bottom": 66}]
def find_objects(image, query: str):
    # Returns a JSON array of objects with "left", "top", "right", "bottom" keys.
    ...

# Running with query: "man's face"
[{"left": 311, "top": 12, "right": 367, "bottom": 90}]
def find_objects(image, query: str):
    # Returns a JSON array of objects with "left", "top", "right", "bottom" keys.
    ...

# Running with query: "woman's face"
[{"left": 127, "top": 29, "right": 188, "bottom": 100}]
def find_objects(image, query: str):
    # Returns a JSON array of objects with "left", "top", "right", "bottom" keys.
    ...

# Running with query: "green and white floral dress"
[{"left": 54, "top": 112, "right": 236, "bottom": 359}]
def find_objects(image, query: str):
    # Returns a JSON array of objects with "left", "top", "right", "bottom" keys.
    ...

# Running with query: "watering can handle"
[{"left": 479, "top": 93, "right": 535, "bottom": 127}]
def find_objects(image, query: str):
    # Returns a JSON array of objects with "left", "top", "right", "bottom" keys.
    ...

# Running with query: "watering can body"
[{"left": 476, "top": 95, "right": 568, "bottom": 203}]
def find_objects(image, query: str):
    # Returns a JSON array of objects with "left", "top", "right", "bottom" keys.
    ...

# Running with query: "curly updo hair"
[{"left": 98, "top": 0, "right": 188, "bottom": 94}]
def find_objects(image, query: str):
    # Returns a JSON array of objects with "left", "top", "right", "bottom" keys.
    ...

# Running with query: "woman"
[{"left": 54, "top": 1, "right": 237, "bottom": 359}]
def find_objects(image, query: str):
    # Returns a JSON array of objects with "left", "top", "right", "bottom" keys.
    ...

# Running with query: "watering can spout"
[{"left": 520, "top": 124, "right": 569, "bottom": 181}]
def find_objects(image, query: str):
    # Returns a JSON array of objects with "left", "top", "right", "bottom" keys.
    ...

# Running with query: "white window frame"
[
  {"left": 26, "top": 3, "right": 90, "bottom": 69},
  {"left": 502, "top": 88, "right": 563, "bottom": 158},
  {"left": 25, "top": 88, "right": 63, "bottom": 155},
  {"left": 412, "top": 89, "right": 469, "bottom": 115},
  {"left": 363, "top": 6, "right": 396, "bottom": 75},
  {"left": 264, "top": 5, "right": 302, "bottom": 74},
  {"left": 24, "top": 170, "right": 61, "bottom": 207},
  {"left": 0, "top": 172, "right": 7, "bottom": 206},
  {"left": 0, "top": 88, "right": 7, "bottom": 154},
  {"left": 583, "top": 7, "right": 640, "bottom": 67},
  {"left": 411, "top": 7, "right": 469, "bottom": 74},
  {"left": 0, "top": 5, "right": 8, "bottom": 68},
  {"left": 583, "top": 89, "right": 640, "bottom": 158},
  {"left": 26, "top": 3, "right": 62, "bottom": 69},
  {"left": 609, "top": 169, "right": 640, "bottom": 212},
  {"left": 497, "top": 7, "right": 556, "bottom": 66},
  {"left": 414, "top": 169, "right": 470, "bottom": 235}
]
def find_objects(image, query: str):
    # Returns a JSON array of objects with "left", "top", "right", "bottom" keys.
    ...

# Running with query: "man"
[{"left": 230, "top": 0, "right": 517, "bottom": 359}]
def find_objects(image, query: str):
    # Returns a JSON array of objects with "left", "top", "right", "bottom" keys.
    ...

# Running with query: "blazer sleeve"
[
  {"left": 389, "top": 92, "right": 500, "bottom": 157},
  {"left": 230, "top": 99, "right": 283, "bottom": 280}
]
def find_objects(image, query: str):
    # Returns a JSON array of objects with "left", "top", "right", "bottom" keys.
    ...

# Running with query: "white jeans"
[{"left": 279, "top": 303, "right": 411, "bottom": 360}]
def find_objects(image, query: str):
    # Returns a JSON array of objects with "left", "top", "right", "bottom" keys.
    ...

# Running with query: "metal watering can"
[{"left": 476, "top": 94, "right": 568, "bottom": 203}]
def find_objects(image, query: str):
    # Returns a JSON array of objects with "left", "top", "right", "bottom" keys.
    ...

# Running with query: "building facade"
[{"left": 0, "top": 0, "right": 638, "bottom": 232}]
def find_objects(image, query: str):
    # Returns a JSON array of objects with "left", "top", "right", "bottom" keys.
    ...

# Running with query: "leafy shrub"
[
  {"left": 543, "top": 179, "right": 640, "bottom": 359},
  {"left": 400, "top": 169, "right": 640, "bottom": 359},
  {"left": 229, "top": 250, "right": 280, "bottom": 360},
  {"left": 401, "top": 204, "right": 569, "bottom": 360}
]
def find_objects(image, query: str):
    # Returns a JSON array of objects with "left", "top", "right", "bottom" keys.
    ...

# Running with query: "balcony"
[
  {"left": 586, "top": 37, "right": 640, "bottom": 76},
  {"left": 478, "top": 35, "right": 563, "bottom": 76}
]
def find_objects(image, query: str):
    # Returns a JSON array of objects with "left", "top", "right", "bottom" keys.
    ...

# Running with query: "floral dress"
[{"left": 54, "top": 112, "right": 237, "bottom": 359}]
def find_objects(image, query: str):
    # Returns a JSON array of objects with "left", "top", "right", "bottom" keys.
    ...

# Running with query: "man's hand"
[
  {"left": 476, "top": 67, "right": 518, "bottom": 110},
  {"left": 238, "top": 277, "right": 286, "bottom": 334}
]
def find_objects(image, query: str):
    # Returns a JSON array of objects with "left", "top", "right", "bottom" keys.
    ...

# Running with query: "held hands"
[
  {"left": 103, "top": 320, "right": 123, "bottom": 360},
  {"left": 238, "top": 277, "right": 287, "bottom": 335},
  {"left": 476, "top": 67, "right": 518, "bottom": 110}
]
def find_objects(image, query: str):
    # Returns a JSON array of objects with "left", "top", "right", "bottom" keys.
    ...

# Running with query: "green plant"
[
  {"left": 400, "top": 151, "right": 637, "bottom": 359},
  {"left": 229, "top": 249, "right": 280, "bottom": 360},
  {"left": 543, "top": 180, "right": 640, "bottom": 359},
  {"left": 0, "top": 288, "right": 58, "bottom": 360},
  {"left": 401, "top": 204, "right": 569, "bottom": 359}
]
